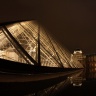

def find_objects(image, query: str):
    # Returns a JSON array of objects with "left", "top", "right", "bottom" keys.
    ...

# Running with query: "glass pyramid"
[{"left": 0, "top": 20, "right": 83, "bottom": 68}]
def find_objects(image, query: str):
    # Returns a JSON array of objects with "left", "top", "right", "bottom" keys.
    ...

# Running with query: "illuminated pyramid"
[{"left": 0, "top": 21, "right": 83, "bottom": 68}]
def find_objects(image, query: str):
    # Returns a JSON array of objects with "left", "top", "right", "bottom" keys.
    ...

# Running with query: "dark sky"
[{"left": 0, "top": 0, "right": 96, "bottom": 54}]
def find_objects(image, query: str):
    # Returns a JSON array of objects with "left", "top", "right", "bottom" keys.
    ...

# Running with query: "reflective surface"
[{"left": 25, "top": 69, "right": 96, "bottom": 96}]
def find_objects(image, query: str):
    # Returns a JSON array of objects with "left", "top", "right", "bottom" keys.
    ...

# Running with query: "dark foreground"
[{"left": 57, "top": 79, "right": 96, "bottom": 96}]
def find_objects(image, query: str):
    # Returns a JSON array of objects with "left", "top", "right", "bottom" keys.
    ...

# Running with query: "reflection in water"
[
  {"left": 25, "top": 79, "right": 70, "bottom": 96},
  {"left": 25, "top": 70, "right": 84, "bottom": 96}
]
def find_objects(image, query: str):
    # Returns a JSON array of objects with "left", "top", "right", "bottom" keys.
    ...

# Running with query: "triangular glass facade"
[{"left": 0, "top": 21, "right": 83, "bottom": 68}]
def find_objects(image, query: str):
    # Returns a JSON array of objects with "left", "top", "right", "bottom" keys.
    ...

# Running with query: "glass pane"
[
  {"left": 40, "top": 28, "right": 61, "bottom": 64},
  {"left": 0, "top": 30, "right": 26, "bottom": 63},
  {"left": 6, "top": 22, "right": 38, "bottom": 62},
  {"left": 40, "top": 46, "right": 59, "bottom": 67}
]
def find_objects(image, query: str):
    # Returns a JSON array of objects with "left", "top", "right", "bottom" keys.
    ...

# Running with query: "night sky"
[{"left": 0, "top": 0, "right": 96, "bottom": 54}]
